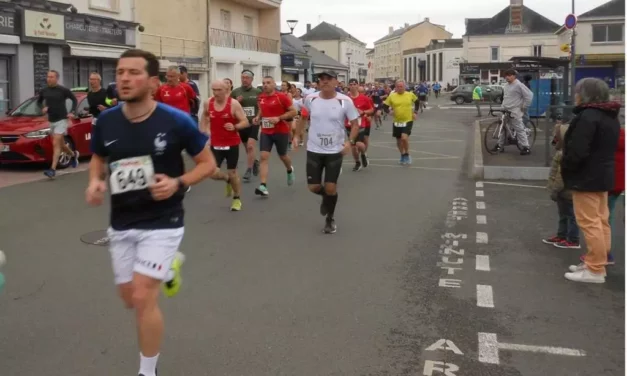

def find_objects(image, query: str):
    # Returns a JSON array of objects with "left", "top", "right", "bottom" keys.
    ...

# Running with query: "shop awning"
[
  {"left": 67, "top": 42, "right": 129, "bottom": 59},
  {"left": 282, "top": 67, "right": 301, "bottom": 73}
]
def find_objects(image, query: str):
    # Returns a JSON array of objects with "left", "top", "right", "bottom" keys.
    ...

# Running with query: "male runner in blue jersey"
[{"left": 86, "top": 48, "right": 216, "bottom": 376}]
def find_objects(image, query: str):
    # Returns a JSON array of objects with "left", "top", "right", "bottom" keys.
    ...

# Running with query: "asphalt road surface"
[{"left": 0, "top": 107, "right": 623, "bottom": 376}]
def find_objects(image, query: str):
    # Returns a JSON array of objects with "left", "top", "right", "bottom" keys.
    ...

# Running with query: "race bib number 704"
[{"left": 109, "top": 156, "right": 155, "bottom": 195}]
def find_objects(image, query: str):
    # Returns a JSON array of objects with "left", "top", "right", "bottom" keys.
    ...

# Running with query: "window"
[
  {"left": 438, "top": 52, "right": 443, "bottom": 81},
  {"left": 262, "top": 66, "right": 273, "bottom": 77},
  {"left": 220, "top": 10, "right": 231, "bottom": 30},
  {"left": 490, "top": 47, "right": 499, "bottom": 62},
  {"left": 244, "top": 16, "right": 253, "bottom": 35},
  {"left": 592, "top": 24, "right": 624, "bottom": 42},
  {"left": 89, "top": 0, "right": 118, "bottom": 12},
  {"left": 78, "top": 98, "right": 89, "bottom": 115},
  {"left": 533, "top": 45, "right": 542, "bottom": 57}
]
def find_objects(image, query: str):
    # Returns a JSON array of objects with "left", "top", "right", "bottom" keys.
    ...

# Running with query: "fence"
[
  {"left": 209, "top": 28, "right": 279, "bottom": 54},
  {"left": 140, "top": 34, "right": 206, "bottom": 63}
]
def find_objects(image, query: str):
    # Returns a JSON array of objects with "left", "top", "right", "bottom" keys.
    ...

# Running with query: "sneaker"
[
  {"left": 299, "top": 141, "right": 304, "bottom": 147},
  {"left": 564, "top": 267, "right": 605, "bottom": 283},
  {"left": 186, "top": 186, "right": 191, "bottom": 193},
  {"left": 491, "top": 145, "right": 504, "bottom": 153},
  {"left": 520, "top": 147, "right": 531, "bottom": 155},
  {"left": 255, "top": 184, "right": 269, "bottom": 197},
  {"left": 225, "top": 182, "right": 233, "bottom": 197},
  {"left": 252, "top": 160, "right": 260, "bottom": 176},
  {"left": 163, "top": 252, "right": 186, "bottom": 297},
  {"left": 243, "top": 168, "right": 252, "bottom": 182},
  {"left": 569, "top": 263, "right": 607, "bottom": 276},
  {"left": 70, "top": 151, "right": 80, "bottom": 168},
  {"left": 230, "top": 198, "right": 242, "bottom": 212},
  {"left": 554, "top": 240, "right": 581, "bottom": 249},
  {"left": 360, "top": 153, "right": 369, "bottom": 168},
  {"left": 352, "top": 162, "right": 362, "bottom": 172},
  {"left": 406, "top": 155, "right": 412, "bottom": 165},
  {"left": 542, "top": 236, "right": 564, "bottom": 245},
  {"left": 43, "top": 169, "right": 56, "bottom": 178},
  {"left": 323, "top": 217, "right": 337, "bottom": 234},
  {"left": 287, "top": 167, "right": 295, "bottom": 186},
  {"left": 399, "top": 155, "right": 406, "bottom": 165}
]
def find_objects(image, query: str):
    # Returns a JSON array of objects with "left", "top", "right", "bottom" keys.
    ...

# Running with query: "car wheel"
[
  {"left": 454, "top": 96, "right": 465, "bottom": 105},
  {"left": 57, "top": 136, "right": 75, "bottom": 169}
]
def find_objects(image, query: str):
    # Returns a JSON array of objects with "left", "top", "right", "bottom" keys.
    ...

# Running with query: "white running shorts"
[{"left": 107, "top": 227, "right": 185, "bottom": 284}]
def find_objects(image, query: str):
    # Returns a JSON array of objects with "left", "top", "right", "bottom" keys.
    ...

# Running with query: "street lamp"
[
  {"left": 281, "top": 20, "right": 299, "bottom": 36},
  {"left": 346, "top": 52, "right": 352, "bottom": 80},
  {"left": 303, "top": 43, "right": 311, "bottom": 82}
]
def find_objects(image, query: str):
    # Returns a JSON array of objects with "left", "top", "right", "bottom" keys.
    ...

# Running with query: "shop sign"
[
  {"left": 281, "top": 54, "right": 310, "bottom": 69},
  {"left": 65, "top": 18, "right": 135, "bottom": 46},
  {"left": 460, "top": 64, "right": 480, "bottom": 74},
  {"left": 23, "top": 10, "right": 65, "bottom": 41},
  {"left": 0, "top": 11, "right": 16, "bottom": 35}
]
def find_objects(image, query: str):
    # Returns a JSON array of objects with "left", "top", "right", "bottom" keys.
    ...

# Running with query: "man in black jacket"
[{"left": 561, "top": 77, "right": 621, "bottom": 284}]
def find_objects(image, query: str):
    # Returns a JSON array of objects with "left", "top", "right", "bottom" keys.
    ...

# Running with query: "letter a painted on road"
[{"left": 426, "top": 339, "right": 464, "bottom": 355}]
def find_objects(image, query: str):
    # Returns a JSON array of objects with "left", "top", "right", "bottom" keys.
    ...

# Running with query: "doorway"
[{"left": 0, "top": 56, "right": 10, "bottom": 114}]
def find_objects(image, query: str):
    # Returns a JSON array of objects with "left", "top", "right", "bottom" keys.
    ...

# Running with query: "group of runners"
[{"left": 82, "top": 48, "right": 422, "bottom": 376}]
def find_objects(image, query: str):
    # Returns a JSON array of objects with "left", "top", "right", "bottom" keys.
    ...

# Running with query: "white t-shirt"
[
  {"left": 303, "top": 92, "right": 359, "bottom": 154},
  {"left": 302, "top": 88, "right": 317, "bottom": 97}
]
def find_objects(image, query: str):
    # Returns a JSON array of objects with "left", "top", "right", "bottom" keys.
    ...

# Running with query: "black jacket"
[{"left": 561, "top": 102, "right": 621, "bottom": 192}]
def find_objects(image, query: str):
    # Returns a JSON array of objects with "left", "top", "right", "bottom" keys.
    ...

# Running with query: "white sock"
[
  {"left": 165, "top": 269, "right": 175, "bottom": 281},
  {"left": 139, "top": 353, "right": 159, "bottom": 376}
]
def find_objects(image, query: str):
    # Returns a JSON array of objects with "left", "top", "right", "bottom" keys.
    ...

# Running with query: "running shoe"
[
  {"left": 360, "top": 153, "right": 369, "bottom": 168},
  {"left": 253, "top": 160, "right": 260, "bottom": 176},
  {"left": 243, "top": 168, "right": 252, "bottom": 182},
  {"left": 287, "top": 167, "right": 295, "bottom": 186},
  {"left": 225, "top": 182, "right": 233, "bottom": 197},
  {"left": 406, "top": 155, "right": 412, "bottom": 165},
  {"left": 399, "top": 155, "right": 406, "bottom": 165},
  {"left": 542, "top": 236, "right": 564, "bottom": 245},
  {"left": 71, "top": 151, "right": 80, "bottom": 168},
  {"left": 186, "top": 186, "right": 191, "bottom": 193},
  {"left": 554, "top": 240, "right": 581, "bottom": 249},
  {"left": 44, "top": 169, "right": 56, "bottom": 178},
  {"left": 230, "top": 198, "right": 242, "bottom": 212},
  {"left": 255, "top": 184, "right": 269, "bottom": 197},
  {"left": 163, "top": 252, "right": 185, "bottom": 298},
  {"left": 352, "top": 162, "right": 362, "bottom": 172},
  {"left": 323, "top": 217, "right": 337, "bottom": 234}
]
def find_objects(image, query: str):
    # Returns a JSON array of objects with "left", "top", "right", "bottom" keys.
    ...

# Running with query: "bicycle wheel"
[
  {"left": 517, "top": 119, "right": 537, "bottom": 151},
  {"left": 484, "top": 120, "right": 502, "bottom": 154}
]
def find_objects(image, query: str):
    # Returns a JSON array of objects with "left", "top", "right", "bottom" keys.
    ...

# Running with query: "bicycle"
[{"left": 484, "top": 105, "right": 537, "bottom": 154}]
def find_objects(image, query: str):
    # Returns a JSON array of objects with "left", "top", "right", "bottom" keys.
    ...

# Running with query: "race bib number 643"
[{"left": 109, "top": 156, "right": 156, "bottom": 195}]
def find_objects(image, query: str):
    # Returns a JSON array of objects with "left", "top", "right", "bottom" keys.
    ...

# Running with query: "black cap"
[
  {"left": 316, "top": 70, "right": 338, "bottom": 79},
  {"left": 348, "top": 78, "right": 359, "bottom": 84},
  {"left": 178, "top": 65, "right": 188, "bottom": 73}
]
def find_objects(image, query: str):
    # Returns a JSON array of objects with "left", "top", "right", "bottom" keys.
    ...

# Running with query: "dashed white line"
[
  {"left": 476, "top": 215, "right": 487, "bottom": 224},
  {"left": 476, "top": 181, "right": 484, "bottom": 188},
  {"left": 476, "top": 232, "right": 489, "bottom": 244},
  {"left": 477, "top": 285, "right": 495, "bottom": 308},
  {"left": 476, "top": 190, "right": 484, "bottom": 197},
  {"left": 478, "top": 332, "right": 587, "bottom": 365},
  {"left": 476, "top": 255, "right": 491, "bottom": 271},
  {"left": 476, "top": 201, "right": 486, "bottom": 210}
]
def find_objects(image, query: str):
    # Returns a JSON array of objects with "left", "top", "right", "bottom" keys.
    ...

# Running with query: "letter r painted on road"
[
  {"left": 423, "top": 360, "right": 459, "bottom": 376},
  {"left": 439, "top": 278, "right": 461, "bottom": 288}
]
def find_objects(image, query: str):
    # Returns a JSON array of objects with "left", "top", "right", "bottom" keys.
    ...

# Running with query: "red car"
[{"left": 0, "top": 90, "right": 94, "bottom": 168}]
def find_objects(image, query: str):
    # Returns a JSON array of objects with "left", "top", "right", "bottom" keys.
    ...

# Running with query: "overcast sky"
[{"left": 280, "top": 0, "right": 611, "bottom": 47}]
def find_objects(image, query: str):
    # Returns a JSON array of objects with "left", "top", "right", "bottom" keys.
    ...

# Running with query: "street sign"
[{"left": 565, "top": 14, "right": 577, "bottom": 29}]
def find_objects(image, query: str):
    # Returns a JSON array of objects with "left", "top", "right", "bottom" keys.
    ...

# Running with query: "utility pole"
[
  {"left": 206, "top": 0, "right": 212, "bottom": 96},
  {"left": 570, "top": 0, "right": 576, "bottom": 103}
]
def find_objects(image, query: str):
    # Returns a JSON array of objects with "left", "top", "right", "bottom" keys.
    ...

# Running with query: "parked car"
[
  {"left": 450, "top": 84, "right": 503, "bottom": 105},
  {"left": 0, "top": 89, "right": 94, "bottom": 168}
]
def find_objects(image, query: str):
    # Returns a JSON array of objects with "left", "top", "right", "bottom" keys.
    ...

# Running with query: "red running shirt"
[
  {"left": 154, "top": 83, "right": 196, "bottom": 113},
  {"left": 345, "top": 93, "right": 374, "bottom": 128},
  {"left": 207, "top": 97, "right": 241, "bottom": 147},
  {"left": 257, "top": 92, "right": 292, "bottom": 134}
]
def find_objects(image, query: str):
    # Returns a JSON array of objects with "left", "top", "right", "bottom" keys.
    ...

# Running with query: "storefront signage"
[
  {"left": 65, "top": 18, "right": 135, "bottom": 46},
  {"left": 33, "top": 44, "right": 50, "bottom": 95},
  {"left": 0, "top": 11, "right": 16, "bottom": 35},
  {"left": 281, "top": 54, "right": 310, "bottom": 69},
  {"left": 23, "top": 10, "right": 65, "bottom": 41},
  {"left": 460, "top": 64, "right": 480, "bottom": 74}
]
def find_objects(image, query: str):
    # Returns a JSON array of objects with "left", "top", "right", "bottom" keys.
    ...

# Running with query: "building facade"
[
  {"left": 300, "top": 21, "right": 367, "bottom": 81},
  {"left": 280, "top": 34, "right": 310, "bottom": 83},
  {"left": 556, "top": 0, "right": 624, "bottom": 88},
  {"left": 462, "top": 0, "right": 561, "bottom": 84},
  {"left": 424, "top": 38, "right": 463, "bottom": 86},
  {"left": 366, "top": 48, "right": 374, "bottom": 83},
  {"left": 282, "top": 34, "right": 347, "bottom": 82},
  {"left": 373, "top": 25, "right": 404, "bottom": 81},
  {"left": 401, "top": 48, "right": 425, "bottom": 84}
]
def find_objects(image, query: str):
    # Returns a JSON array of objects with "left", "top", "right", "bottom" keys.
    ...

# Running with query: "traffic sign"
[{"left": 565, "top": 14, "right": 577, "bottom": 29}]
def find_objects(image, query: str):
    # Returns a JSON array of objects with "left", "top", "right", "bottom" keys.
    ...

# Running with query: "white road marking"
[
  {"left": 476, "top": 201, "right": 486, "bottom": 209},
  {"left": 476, "top": 181, "right": 484, "bottom": 187},
  {"left": 340, "top": 162, "right": 458, "bottom": 172},
  {"left": 482, "top": 181, "right": 545, "bottom": 189},
  {"left": 476, "top": 215, "right": 487, "bottom": 224},
  {"left": 363, "top": 157, "right": 457, "bottom": 161},
  {"left": 476, "top": 190, "right": 484, "bottom": 197},
  {"left": 368, "top": 144, "right": 459, "bottom": 158},
  {"left": 476, "top": 255, "right": 490, "bottom": 271},
  {"left": 478, "top": 332, "right": 587, "bottom": 365},
  {"left": 476, "top": 232, "right": 489, "bottom": 243},
  {"left": 477, "top": 285, "right": 494, "bottom": 308}
]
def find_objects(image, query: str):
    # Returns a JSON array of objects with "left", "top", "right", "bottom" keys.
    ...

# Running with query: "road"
[{"left": 0, "top": 107, "right": 623, "bottom": 376}]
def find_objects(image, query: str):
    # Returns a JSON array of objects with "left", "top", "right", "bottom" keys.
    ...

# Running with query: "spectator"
[
  {"left": 562, "top": 78, "right": 621, "bottom": 284},
  {"left": 544, "top": 120, "right": 579, "bottom": 249}
]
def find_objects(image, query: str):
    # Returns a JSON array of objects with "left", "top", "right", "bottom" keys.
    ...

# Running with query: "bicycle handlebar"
[{"left": 488, "top": 105, "right": 514, "bottom": 118}]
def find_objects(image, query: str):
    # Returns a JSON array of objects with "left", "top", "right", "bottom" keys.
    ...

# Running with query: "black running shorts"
[
  {"left": 345, "top": 128, "right": 367, "bottom": 143},
  {"left": 306, "top": 151, "right": 343, "bottom": 185},
  {"left": 260, "top": 132, "right": 289, "bottom": 156},
  {"left": 211, "top": 145, "right": 239, "bottom": 170},
  {"left": 239, "top": 124, "right": 259, "bottom": 144},
  {"left": 392, "top": 121, "right": 413, "bottom": 138}
]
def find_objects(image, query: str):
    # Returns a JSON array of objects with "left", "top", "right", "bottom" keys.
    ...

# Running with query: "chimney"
[
  {"left": 509, "top": 0, "right": 523, "bottom": 28},
  {"left": 424, "top": 17, "right": 430, "bottom": 23},
  {"left": 388, "top": 26, "right": 393, "bottom": 34},
  {"left": 306, "top": 23, "right": 311, "bottom": 33}
]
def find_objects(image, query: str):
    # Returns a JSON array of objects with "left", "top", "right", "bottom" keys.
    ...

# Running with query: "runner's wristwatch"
[{"left": 177, "top": 177, "right": 187, "bottom": 191}]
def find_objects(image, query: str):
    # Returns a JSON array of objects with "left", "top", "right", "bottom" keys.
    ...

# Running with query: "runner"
[
  {"left": 416, "top": 82, "right": 428, "bottom": 113},
  {"left": 370, "top": 83, "right": 385, "bottom": 129},
  {"left": 178, "top": 65, "right": 201, "bottom": 123},
  {"left": 86, "top": 48, "right": 216, "bottom": 376},
  {"left": 383, "top": 79, "right": 419, "bottom": 165},
  {"left": 252, "top": 76, "right": 298, "bottom": 196},
  {"left": 293, "top": 70, "right": 360, "bottom": 234},
  {"left": 231, "top": 70, "right": 261, "bottom": 182},
  {"left": 154, "top": 66, "right": 197, "bottom": 115},
  {"left": 358, "top": 85, "right": 374, "bottom": 155},
  {"left": 86, "top": 72, "right": 110, "bottom": 126},
  {"left": 105, "top": 81, "right": 119, "bottom": 107},
  {"left": 346, "top": 79, "right": 374, "bottom": 171},
  {"left": 292, "top": 88, "right": 305, "bottom": 147},
  {"left": 37, "top": 70, "right": 80, "bottom": 178},
  {"left": 202, "top": 80, "right": 249, "bottom": 211}
]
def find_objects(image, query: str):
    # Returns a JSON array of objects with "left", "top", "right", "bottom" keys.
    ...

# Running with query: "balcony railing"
[
  {"left": 209, "top": 28, "right": 278, "bottom": 54},
  {"left": 141, "top": 34, "right": 207, "bottom": 63}
]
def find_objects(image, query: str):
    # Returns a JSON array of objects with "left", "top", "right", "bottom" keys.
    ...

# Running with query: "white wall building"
[
  {"left": 425, "top": 39, "right": 463, "bottom": 87},
  {"left": 401, "top": 48, "right": 425, "bottom": 83}
]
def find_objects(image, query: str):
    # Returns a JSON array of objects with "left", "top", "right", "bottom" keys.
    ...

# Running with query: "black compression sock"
[
  {"left": 261, "top": 183, "right": 266, "bottom": 187},
  {"left": 287, "top": 167, "right": 293, "bottom": 173},
  {"left": 233, "top": 196, "right": 240, "bottom": 199},
  {"left": 326, "top": 194, "right": 338, "bottom": 217},
  {"left": 314, "top": 187, "right": 326, "bottom": 196}
]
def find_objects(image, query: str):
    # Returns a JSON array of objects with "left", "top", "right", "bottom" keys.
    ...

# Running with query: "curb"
[{"left": 469, "top": 120, "right": 484, "bottom": 179}]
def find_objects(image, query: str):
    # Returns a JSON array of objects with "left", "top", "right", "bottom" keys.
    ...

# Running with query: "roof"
[
  {"left": 300, "top": 22, "right": 365, "bottom": 46},
  {"left": 281, "top": 34, "right": 347, "bottom": 70},
  {"left": 580, "top": 0, "right": 625, "bottom": 18},
  {"left": 374, "top": 19, "right": 449, "bottom": 44},
  {"left": 426, "top": 38, "right": 463, "bottom": 51},
  {"left": 366, "top": 48, "right": 375, "bottom": 56},
  {"left": 465, "top": 5, "right": 560, "bottom": 35}
]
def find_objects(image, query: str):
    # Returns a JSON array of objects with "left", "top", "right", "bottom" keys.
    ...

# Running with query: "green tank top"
[{"left": 231, "top": 86, "right": 261, "bottom": 119}]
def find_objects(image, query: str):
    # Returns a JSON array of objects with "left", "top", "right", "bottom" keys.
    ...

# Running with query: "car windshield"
[{"left": 9, "top": 97, "right": 43, "bottom": 117}]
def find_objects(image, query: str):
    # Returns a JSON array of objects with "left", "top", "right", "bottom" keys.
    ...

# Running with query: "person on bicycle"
[
  {"left": 416, "top": 82, "right": 428, "bottom": 113},
  {"left": 491, "top": 69, "right": 533, "bottom": 155}
]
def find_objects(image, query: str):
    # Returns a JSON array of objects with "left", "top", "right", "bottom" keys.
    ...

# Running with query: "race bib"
[
  {"left": 243, "top": 107, "right": 255, "bottom": 117},
  {"left": 213, "top": 146, "right": 230, "bottom": 150},
  {"left": 109, "top": 156, "right": 155, "bottom": 195},
  {"left": 261, "top": 118, "right": 274, "bottom": 129},
  {"left": 394, "top": 122, "right": 407, "bottom": 128},
  {"left": 318, "top": 134, "right": 334, "bottom": 148}
]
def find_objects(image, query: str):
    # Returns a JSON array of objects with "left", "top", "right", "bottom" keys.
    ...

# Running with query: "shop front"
[
  {"left": 575, "top": 53, "right": 625, "bottom": 89},
  {"left": 459, "top": 62, "right": 511, "bottom": 85},
  {"left": 281, "top": 54, "right": 310, "bottom": 83},
  {"left": 62, "top": 16, "right": 138, "bottom": 88},
  {"left": 358, "top": 68, "right": 367, "bottom": 84},
  {"left": 0, "top": 7, "right": 19, "bottom": 112}
]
